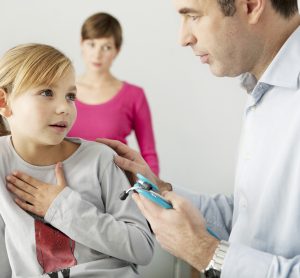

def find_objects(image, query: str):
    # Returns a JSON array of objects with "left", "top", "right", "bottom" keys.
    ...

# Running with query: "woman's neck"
[
  {"left": 79, "top": 71, "right": 118, "bottom": 88},
  {"left": 76, "top": 71, "right": 123, "bottom": 104}
]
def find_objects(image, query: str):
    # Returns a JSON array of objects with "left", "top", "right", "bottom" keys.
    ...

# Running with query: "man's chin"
[{"left": 210, "top": 65, "right": 240, "bottom": 78}]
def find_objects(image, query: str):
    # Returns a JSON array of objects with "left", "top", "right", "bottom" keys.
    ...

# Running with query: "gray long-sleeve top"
[{"left": 0, "top": 136, "right": 154, "bottom": 278}]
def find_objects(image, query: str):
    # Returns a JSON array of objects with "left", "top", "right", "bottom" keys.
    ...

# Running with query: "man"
[
  {"left": 99, "top": 0, "right": 300, "bottom": 277},
  {"left": 7, "top": 0, "right": 300, "bottom": 277}
]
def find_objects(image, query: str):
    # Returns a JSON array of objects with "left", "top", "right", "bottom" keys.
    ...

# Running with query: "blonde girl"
[{"left": 0, "top": 44, "right": 153, "bottom": 278}]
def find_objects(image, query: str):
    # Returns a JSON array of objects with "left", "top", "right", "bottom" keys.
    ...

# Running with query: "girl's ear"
[{"left": 0, "top": 88, "right": 12, "bottom": 117}]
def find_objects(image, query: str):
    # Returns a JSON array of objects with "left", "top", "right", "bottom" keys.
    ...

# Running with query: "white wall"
[{"left": 1, "top": 0, "right": 246, "bottom": 196}]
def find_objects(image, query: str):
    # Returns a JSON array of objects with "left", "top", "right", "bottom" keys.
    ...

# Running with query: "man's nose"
[{"left": 179, "top": 22, "right": 197, "bottom": 47}]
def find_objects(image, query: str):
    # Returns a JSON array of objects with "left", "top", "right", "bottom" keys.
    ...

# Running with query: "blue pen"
[{"left": 120, "top": 173, "right": 220, "bottom": 240}]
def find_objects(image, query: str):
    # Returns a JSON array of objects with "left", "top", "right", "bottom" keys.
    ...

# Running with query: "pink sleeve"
[{"left": 133, "top": 90, "right": 160, "bottom": 176}]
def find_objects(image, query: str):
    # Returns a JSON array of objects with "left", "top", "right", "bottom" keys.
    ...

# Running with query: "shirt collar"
[
  {"left": 241, "top": 25, "right": 300, "bottom": 109},
  {"left": 260, "top": 25, "right": 300, "bottom": 89}
]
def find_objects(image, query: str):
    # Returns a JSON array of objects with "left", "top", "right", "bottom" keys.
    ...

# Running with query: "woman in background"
[{"left": 68, "top": 12, "right": 159, "bottom": 175}]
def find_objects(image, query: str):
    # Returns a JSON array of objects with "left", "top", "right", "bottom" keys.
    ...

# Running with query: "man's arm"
[{"left": 95, "top": 140, "right": 300, "bottom": 277}]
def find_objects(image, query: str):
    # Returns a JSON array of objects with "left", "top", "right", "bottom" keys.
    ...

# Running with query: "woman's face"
[{"left": 81, "top": 36, "right": 119, "bottom": 74}]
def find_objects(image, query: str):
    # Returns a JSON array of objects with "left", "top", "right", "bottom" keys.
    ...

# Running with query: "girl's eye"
[
  {"left": 40, "top": 89, "right": 53, "bottom": 97},
  {"left": 66, "top": 93, "right": 76, "bottom": 102}
]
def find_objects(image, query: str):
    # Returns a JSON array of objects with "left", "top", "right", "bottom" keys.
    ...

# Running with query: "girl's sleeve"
[
  {"left": 132, "top": 89, "right": 159, "bottom": 175},
  {"left": 0, "top": 215, "right": 11, "bottom": 278},
  {"left": 44, "top": 161, "right": 154, "bottom": 266}
]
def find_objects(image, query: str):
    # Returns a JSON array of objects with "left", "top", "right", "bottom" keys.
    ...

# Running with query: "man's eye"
[
  {"left": 40, "top": 89, "right": 53, "bottom": 97},
  {"left": 66, "top": 93, "right": 76, "bottom": 101}
]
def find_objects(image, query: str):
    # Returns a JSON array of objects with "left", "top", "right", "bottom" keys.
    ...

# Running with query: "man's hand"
[
  {"left": 6, "top": 162, "right": 66, "bottom": 217},
  {"left": 132, "top": 191, "right": 219, "bottom": 271},
  {"left": 96, "top": 138, "right": 172, "bottom": 192}
]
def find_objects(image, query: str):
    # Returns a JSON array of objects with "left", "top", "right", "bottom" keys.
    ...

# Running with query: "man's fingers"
[
  {"left": 97, "top": 138, "right": 142, "bottom": 162},
  {"left": 132, "top": 193, "right": 163, "bottom": 224},
  {"left": 114, "top": 156, "right": 138, "bottom": 173},
  {"left": 55, "top": 162, "right": 66, "bottom": 187},
  {"left": 96, "top": 138, "right": 127, "bottom": 155},
  {"left": 162, "top": 191, "right": 187, "bottom": 211},
  {"left": 132, "top": 193, "right": 153, "bottom": 221}
]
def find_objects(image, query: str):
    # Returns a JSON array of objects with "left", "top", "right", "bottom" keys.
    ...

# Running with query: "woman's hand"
[
  {"left": 6, "top": 162, "right": 66, "bottom": 217},
  {"left": 96, "top": 138, "right": 172, "bottom": 192}
]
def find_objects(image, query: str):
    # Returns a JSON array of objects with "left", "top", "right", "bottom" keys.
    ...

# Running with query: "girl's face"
[
  {"left": 7, "top": 69, "right": 77, "bottom": 147},
  {"left": 81, "top": 36, "right": 119, "bottom": 74}
]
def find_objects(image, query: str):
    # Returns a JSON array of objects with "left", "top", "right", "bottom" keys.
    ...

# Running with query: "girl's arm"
[
  {"left": 6, "top": 163, "right": 154, "bottom": 266},
  {"left": 0, "top": 215, "right": 12, "bottom": 278}
]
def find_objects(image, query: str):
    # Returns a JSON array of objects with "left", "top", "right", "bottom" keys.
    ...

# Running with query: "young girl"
[
  {"left": 0, "top": 43, "right": 153, "bottom": 278},
  {"left": 67, "top": 12, "right": 160, "bottom": 175}
]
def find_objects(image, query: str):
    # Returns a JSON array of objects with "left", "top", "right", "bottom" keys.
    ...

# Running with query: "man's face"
[{"left": 173, "top": 0, "right": 256, "bottom": 77}]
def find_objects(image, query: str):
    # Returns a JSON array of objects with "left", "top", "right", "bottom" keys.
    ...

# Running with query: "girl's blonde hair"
[{"left": 0, "top": 43, "right": 73, "bottom": 136}]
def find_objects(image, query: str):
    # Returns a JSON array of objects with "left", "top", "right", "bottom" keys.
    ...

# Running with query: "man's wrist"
[{"left": 202, "top": 240, "right": 230, "bottom": 277}]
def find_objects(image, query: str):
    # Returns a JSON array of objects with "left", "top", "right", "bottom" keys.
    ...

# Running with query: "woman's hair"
[
  {"left": 0, "top": 43, "right": 73, "bottom": 136},
  {"left": 81, "top": 12, "right": 123, "bottom": 50},
  {"left": 217, "top": 0, "right": 298, "bottom": 18}
]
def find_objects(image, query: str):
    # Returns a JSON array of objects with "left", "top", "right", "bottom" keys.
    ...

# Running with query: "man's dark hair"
[{"left": 217, "top": 0, "right": 298, "bottom": 18}]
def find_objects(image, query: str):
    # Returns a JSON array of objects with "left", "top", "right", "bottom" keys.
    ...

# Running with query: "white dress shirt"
[{"left": 175, "top": 25, "right": 300, "bottom": 277}]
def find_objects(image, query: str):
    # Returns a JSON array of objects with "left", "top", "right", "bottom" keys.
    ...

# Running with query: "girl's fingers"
[
  {"left": 7, "top": 183, "right": 35, "bottom": 204},
  {"left": 55, "top": 162, "right": 66, "bottom": 187}
]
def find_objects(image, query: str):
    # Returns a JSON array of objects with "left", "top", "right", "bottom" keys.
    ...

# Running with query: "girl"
[
  {"left": 0, "top": 43, "right": 153, "bottom": 278},
  {"left": 67, "top": 12, "right": 160, "bottom": 175}
]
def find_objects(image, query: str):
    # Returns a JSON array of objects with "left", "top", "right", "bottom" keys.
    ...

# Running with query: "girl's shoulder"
[{"left": 65, "top": 137, "right": 116, "bottom": 163}]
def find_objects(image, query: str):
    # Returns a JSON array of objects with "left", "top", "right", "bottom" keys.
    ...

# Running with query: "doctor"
[{"left": 98, "top": 0, "right": 300, "bottom": 277}]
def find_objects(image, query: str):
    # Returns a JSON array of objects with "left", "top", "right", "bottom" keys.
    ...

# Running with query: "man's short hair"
[{"left": 217, "top": 0, "right": 298, "bottom": 18}]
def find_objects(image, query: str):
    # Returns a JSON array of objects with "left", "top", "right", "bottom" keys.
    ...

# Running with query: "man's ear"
[
  {"left": 0, "top": 88, "right": 12, "bottom": 117},
  {"left": 243, "top": 0, "right": 265, "bottom": 24}
]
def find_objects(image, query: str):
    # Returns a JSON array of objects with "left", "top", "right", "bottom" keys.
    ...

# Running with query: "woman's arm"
[{"left": 133, "top": 89, "right": 159, "bottom": 175}]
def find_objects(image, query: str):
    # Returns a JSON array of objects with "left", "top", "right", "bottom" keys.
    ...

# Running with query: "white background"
[{"left": 0, "top": 0, "right": 247, "bottom": 196}]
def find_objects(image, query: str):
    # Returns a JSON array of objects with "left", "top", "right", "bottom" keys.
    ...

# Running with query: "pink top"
[{"left": 68, "top": 82, "right": 159, "bottom": 175}]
